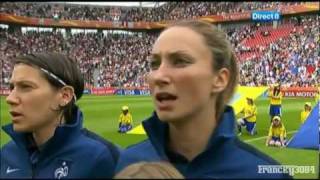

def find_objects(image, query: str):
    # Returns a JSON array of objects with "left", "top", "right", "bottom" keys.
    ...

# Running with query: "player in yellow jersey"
[
  {"left": 118, "top": 105, "right": 133, "bottom": 133},
  {"left": 268, "top": 83, "right": 282, "bottom": 122},
  {"left": 237, "top": 97, "right": 257, "bottom": 136},
  {"left": 315, "top": 87, "right": 320, "bottom": 103},
  {"left": 300, "top": 102, "right": 312, "bottom": 124},
  {"left": 265, "top": 116, "right": 287, "bottom": 147}
]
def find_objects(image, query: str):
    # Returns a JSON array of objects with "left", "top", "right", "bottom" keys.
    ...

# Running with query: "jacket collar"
[
  {"left": 2, "top": 106, "right": 83, "bottom": 157},
  {"left": 142, "top": 105, "right": 236, "bottom": 159}
]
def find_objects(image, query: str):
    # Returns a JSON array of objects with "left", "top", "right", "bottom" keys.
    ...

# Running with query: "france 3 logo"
[{"left": 251, "top": 11, "right": 281, "bottom": 22}]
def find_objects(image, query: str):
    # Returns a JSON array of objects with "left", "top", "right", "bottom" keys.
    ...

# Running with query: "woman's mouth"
[
  {"left": 10, "top": 111, "right": 24, "bottom": 121},
  {"left": 155, "top": 92, "right": 178, "bottom": 110}
]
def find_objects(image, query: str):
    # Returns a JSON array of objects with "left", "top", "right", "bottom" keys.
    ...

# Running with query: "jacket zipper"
[{"left": 31, "top": 163, "right": 36, "bottom": 178}]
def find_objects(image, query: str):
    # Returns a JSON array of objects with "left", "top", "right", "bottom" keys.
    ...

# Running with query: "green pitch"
[{"left": 0, "top": 95, "right": 318, "bottom": 179}]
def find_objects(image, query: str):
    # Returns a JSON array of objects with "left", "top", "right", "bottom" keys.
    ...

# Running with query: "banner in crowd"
[
  {"left": 0, "top": 87, "right": 149, "bottom": 96},
  {"left": 90, "top": 87, "right": 116, "bottom": 95},
  {"left": 83, "top": 89, "right": 91, "bottom": 94},
  {"left": 281, "top": 87, "right": 318, "bottom": 97},
  {"left": 115, "top": 89, "right": 150, "bottom": 96},
  {"left": 261, "top": 87, "right": 318, "bottom": 98},
  {"left": 198, "top": 2, "right": 318, "bottom": 23},
  {"left": 89, "top": 87, "right": 150, "bottom": 96},
  {"left": 1, "top": 87, "right": 318, "bottom": 97},
  {"left": 0, "top": 88, "right": 10, "bottom": 95},
  {"left": 0, "top": 2, "right": 318, "bottom": 29}
]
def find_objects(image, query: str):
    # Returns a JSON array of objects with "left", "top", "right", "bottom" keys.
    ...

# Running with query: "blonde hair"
[
  {"left": 166, "top": 20, "right": 239, "bottom": 120},
  {"left": 114, "top": 161, "right": 184, "bottom": 179}
]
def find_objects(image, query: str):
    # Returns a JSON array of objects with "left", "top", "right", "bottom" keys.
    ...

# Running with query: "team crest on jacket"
[{"left": 54, "top": 161, "right": 69, "bottom": 179}]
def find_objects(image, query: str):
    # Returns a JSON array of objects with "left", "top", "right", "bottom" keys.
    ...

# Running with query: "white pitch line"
[{"left": 244, "top": 130, "right": 298, "bottom": 143}]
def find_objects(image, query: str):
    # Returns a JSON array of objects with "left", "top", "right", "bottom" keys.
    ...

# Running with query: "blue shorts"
[
  {"left": 119, "top": 124, "right": 132, "bottom": 133},
  {"left": 269, "top": 105, "right": 282, "bottom": 117},
  {"left": 271, "top": 136, "right": 287, "bottom": 145},
  {"left": 240, "top": 119, "right": 256, "bottom": 135},
  {"left": 271, "top": 136, "right": 281, "bottom": 141}
]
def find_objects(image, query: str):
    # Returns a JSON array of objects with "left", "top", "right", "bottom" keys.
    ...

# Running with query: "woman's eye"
[
  {"left": 150, "top": 59, "right": 160, "bottom": 70},
  {"left": 172, "top": 58, "right": 191, "bottom": 67},
  {"left": 9, "top": 84, "right": 14, "bottom": 91},
  {"left": 20, "top": 84, "right": 32, "bottom": 90},
  {"left": 21, "top": 85, "right": 30, "bottom": 88}
]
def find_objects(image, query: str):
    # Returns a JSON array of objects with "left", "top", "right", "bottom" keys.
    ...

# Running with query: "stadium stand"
[
  {"left": 0, "top": 2, "right": 318, "bottom": 89},
  {"left": 1, "top": 2, "right": 304, "bottom": 22}
]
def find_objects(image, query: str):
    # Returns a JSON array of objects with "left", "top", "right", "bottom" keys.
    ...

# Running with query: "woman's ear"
[
  {"left": 59, "top": 86, "right": 75, "bottom": 106},
  {"left": 211, "top": 68, "right": 230, "bottom": 94}
]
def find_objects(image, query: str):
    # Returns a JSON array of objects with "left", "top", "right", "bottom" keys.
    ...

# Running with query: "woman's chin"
[
  {"left": 13, "top": 125, "right": 29, "bottom": 132},
  {"left": 157, "top": 112, "right": 185, "bottom": 124}
]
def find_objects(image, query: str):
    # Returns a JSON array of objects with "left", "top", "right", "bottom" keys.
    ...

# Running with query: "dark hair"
[
  {"left": 166, "top": 20, "right": 239, "bottom": 120},
  {"left": 14, "top": 52, "right": 84, "bottom": 123}
]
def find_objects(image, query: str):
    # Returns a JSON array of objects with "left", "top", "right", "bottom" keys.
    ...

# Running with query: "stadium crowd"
[
  {"left": 1, "top": 2, "right": 304, "bottom": 22},
  {"left": 0, "top": 2, "right": 318, "bottom": 89},
  {"left": 0, "top": 28, "right": 157, "bottom": 88},
  {"left": 237, "top": 15, "right": 319, "bottom": 87}
]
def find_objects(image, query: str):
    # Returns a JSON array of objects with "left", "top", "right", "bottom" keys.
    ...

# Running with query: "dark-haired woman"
[{"left": 1, "top": 52, "right": 119, "bottom": 178}]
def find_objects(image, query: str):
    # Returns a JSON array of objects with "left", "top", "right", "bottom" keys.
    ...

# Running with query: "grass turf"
[{"left": 0, "top": 95, "right": 318, "bottom": 179}]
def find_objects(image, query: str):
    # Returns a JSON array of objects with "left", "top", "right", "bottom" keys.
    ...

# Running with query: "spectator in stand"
[
  {"left": 1, "top": 2, "right": 305, "bottom": 22},
  {"left": 0, "top": 13, "right": 318, "bottom": 89}
]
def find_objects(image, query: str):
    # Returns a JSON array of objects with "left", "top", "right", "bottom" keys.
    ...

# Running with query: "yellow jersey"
[
  {"left": 119, "top": 113, "right": 133, "bottom": 125},
  {"left": 268, "top": 124, "right": 286, "bottom": 138},
  {"left": 314, "top": 86, "right": 319, "bottom": 103},
  {"left": 300, "top": 110, "right": 310, "bottom": 124},
  {"left": 269, "top": 91, "right": 282, "bottom": 105},
  {"left": 243, "top": 104, "right": 257, "bottom": 122}
]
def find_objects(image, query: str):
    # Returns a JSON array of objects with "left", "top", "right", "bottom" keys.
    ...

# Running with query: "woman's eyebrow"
[
  {"left": 151, "top": 50, "right": 194, "bottom": 60},
  {"left": 150, "top": 53, "right": 161, "bottom": 60},
  {"left": 9, "top": 80, "right": 37, "bottom": 86},
  {"left": 167, "top": 51, "right": 194, "bottom": 60}
]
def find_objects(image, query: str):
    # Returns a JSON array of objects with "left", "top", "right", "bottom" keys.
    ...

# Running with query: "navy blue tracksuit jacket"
[
  {"left": 116, "top": 106, "right": 292, "bottom": 179},
  {"left": 1, "top": 107, "right": 120, "bottom": 178}
]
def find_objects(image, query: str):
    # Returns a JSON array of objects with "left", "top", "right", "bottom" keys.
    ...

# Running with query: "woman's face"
[
  {"left": 147, "top": 26, "right": 218, "bottom": 123},
  {"left": 6, "top": 64, "right": 61, "bottom": 132}
]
